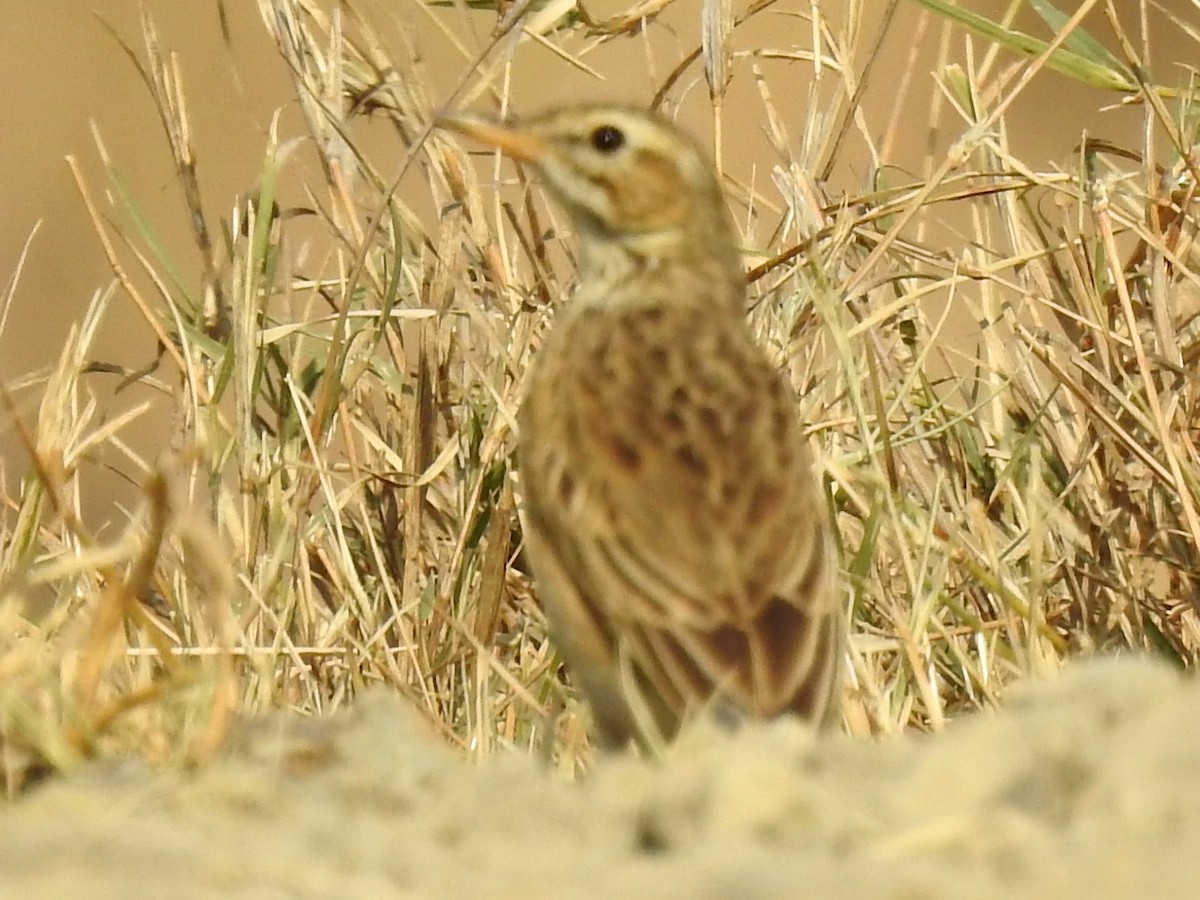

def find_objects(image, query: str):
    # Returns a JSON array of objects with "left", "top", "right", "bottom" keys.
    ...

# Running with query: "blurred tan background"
[{"left": 0, "top": 0, "right": 1194, "bottom": 529}]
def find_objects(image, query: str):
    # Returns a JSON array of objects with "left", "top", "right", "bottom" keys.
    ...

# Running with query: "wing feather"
[{"left": 519, "top": 302, "right": 842, "bottom": 742}]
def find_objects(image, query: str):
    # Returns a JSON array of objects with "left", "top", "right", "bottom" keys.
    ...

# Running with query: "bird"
[{"left": 440, "top": 104, "right": 843, "bottom": 748}]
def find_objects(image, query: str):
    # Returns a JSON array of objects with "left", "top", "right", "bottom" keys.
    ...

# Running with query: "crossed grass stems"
[{"left": 1, "top": 0, "right": 1199, "bottom": 793}]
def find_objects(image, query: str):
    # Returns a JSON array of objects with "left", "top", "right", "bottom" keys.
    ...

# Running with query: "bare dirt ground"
[{"left": 1, "top": 656, "right": 1195, "bottom": 899}]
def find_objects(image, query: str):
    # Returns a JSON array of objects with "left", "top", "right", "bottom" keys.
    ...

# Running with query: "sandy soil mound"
[{"left": 1, "top": 657, "right": 1195, "bottom": 898}]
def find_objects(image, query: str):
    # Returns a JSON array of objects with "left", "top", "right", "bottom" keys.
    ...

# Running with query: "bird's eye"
[{"left": 589, "top": 125, "right": 626, "bottom": 154}]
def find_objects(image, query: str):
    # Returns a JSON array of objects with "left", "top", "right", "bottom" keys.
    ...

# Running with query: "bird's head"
[{"left": 440, "top": 104, "right": 737, "bottom": 268}]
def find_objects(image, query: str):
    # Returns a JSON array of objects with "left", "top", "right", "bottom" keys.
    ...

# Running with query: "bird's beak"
[{"left": 436, "top": 112, "right": 546, "bottom": 163}]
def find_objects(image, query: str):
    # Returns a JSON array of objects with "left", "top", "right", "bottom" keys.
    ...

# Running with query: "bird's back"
[{"left": 518, "top": 283, "right": 841, "bottom": 745}]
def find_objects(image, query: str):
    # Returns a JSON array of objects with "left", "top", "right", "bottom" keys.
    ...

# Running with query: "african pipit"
[{"left": 442, "top": 104, "right": 842, "bottom": 747}]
